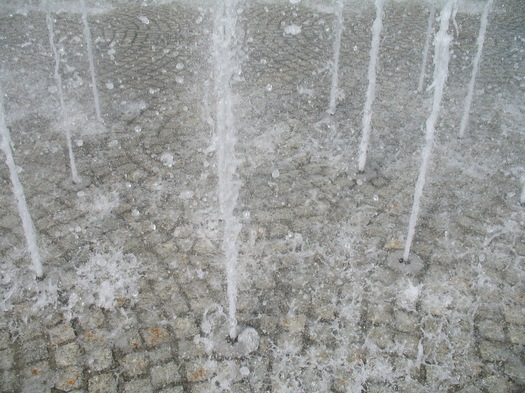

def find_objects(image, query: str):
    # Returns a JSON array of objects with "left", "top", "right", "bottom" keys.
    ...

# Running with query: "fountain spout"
[
  {"left": 459, "top": 0, "right": 493, "bottom": 138},
  {"left": 358, "top": 0, "right": 385, "bottom": 172},
  {"left": 402, "top": 0, "right": 457, "bottom": 263},
  {"left": 0, "top": 92, "right": 44, "bottom": 278},
  {"left": 213, "top": 0, "right": 242, "bottom": 341}
]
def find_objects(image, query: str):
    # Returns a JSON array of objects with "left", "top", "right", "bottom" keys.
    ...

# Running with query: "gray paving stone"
[
  {"left": 0, "top": 329, "right": 10, "bottom": 350},
  {"left": 367, "top": 325, "right": 394, "bottom": 350},
  {"left": 508, "top": 324, "right": 525, "bottom": 345},
  {"left": 49, "top": 323, "right": 76, "bottom": 346},
  {"left": 54, "top": 366, "right": 83, "bottom": 392},
  {"left": 113, "top": 329, "right": 143, "bottom": 353},
  {"left": 55, "top": 342, "right": 82, "bottom": 367},
  {"left": 478, "top": 318, "right": 506, "bottom": 342},
  {"left": 159, "top": 387, "right": 184, "bottom": 393},
  {"left": 80, "top": 330, "right": 111, "bottom": 352},
  {"left": 186, "top": 358, "right": 215, "bottom": 383},
  {"left": 504, "top": 305, "right": 525, "bottom": 325},
  {"left": 122, "top": 378, "right": 154, "bottom": 393},
  {"left": 22, "top": 337, "right": 49, "bottom": 363},
  {"left": 120, "top": 352, "right": 149, "bottom": 377},
  {"left": 0, "top": 348, "right": 14, "bottom": 370},
  {"left": 479, "top": 340, "right": 511, "bottom": 362},
  {"left": 1, "top": 369, "right": 18, "bottom": 392},
  {"left": 148, "top": 345, "right": 174, "bottom": 364},
  {"left": 482, "top": 374, "right": 512, "bottom": 393},
  {"left": 456, "top": 385, "right": 483, "bottom": 393},
  {"left": 190, "top": 381, "right": 221, "bottom": 393},
  {"left": 141, "top": 326, "right": 171, "bottom": 348},
  {"left": 87, "top": 347, "right": 113, "bottom": 371},
  {"left": 16, "top": 321, "right": 44, "bottom": 343},
  {"left": 394, "top": 310, "right": 419, "bottom": 333},
  {"left": 19, "top": 361, "right": 52, "bottom": 393},
  {"left": 505, "top": 355, "right": 525, "bottom": 385},
  {"left": 173, "top": 316, "right": 198, "bottom": 338},
  {"left": 88, "top": 373, "right": 118, "bottom": 393},
  {"left": 151, "top": 361, "right": 181, "bottom": 387},
  {"left": 178, "top": 338, "right": 207, "bottom": 360},
  {"left": 78, "top": 308, "right": 107, "bottom": 330}
]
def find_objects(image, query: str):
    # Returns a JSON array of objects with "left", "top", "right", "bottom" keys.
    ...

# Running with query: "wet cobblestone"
[{"left": 0, "top": 0, "right": 524, "bottom": 392}]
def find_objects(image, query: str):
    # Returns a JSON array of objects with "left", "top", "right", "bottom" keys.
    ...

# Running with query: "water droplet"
[
  {"left": 266, "top": 83, "right": 273, "bottom": 92},
  {"left": 272, "top": 169, "right": 279, "bottom": 178}
]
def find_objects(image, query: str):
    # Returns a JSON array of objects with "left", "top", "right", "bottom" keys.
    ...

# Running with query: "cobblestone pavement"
[{"left": 0, "top": 0, "right": 524, "bottom": 392}]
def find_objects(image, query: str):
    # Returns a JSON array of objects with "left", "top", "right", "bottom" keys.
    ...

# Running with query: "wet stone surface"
[{"left": 0, "top": 0, "right": 525, "bottom": 392}]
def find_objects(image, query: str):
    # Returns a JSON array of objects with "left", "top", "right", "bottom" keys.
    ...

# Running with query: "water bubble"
[
  {"left": 272, "top": 169, "right": 279, "bottom": 178},
  {"left": 138, "top": 16, "right": 149, "bottom": 25},
  {"left": 134, "top": 126, "right": 141, "bottom": 133},
  {"left": 266, "top": 83, "right": 273, "bottom": 92},
  {"left": 176, "top": 62, "right": 184, "bottom": 70},
  {"left": 160, "top": 152, "right": 174, "bottom": 167}
]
